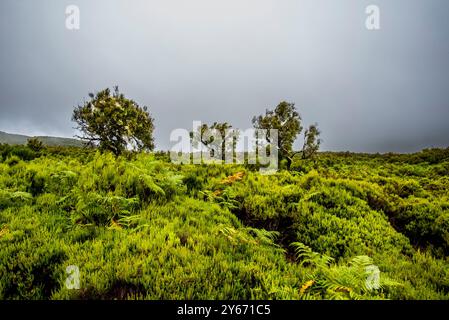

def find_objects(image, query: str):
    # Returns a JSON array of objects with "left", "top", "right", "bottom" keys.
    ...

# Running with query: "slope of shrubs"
[{"left": 0, "top": 145, "right": 448, "bottom": 299}]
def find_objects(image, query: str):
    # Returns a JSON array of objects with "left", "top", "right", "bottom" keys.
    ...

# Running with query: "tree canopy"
[
  {"left": 72, "top": 87, "right": 155, "bottom": 155},
  {"left": 252, "top": 101, "right": 302, "bottom": 168},
  {"left": 190, "top": 122, "right": 238, "bottom": 162},
  {"left": 302, "top": 124, "right": 321, "bottom": 159},
  {"left": 252, "top": 101, "right": 321, "bottom": 168},
  {"left": 26, "top": 138, "right": 44, "bottom": 152}
]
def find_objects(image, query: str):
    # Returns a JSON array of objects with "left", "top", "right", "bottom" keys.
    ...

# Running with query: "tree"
[
  {"left": 190, "top": 122, "right": 238, "bottom": 162},
  {"left": 252, "top": 101, "right": 302, "bottom": 169},
  {"left": 72, "top": 87, "right": 155, "bottom": 155},
  {"left": 302, "top": 123, "right": 321, "bottom": 159},
  {"left": 27, "top": 138, "right": 44, "bottom": 152}
]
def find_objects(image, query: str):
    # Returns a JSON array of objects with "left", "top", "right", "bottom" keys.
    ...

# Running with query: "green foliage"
[
  {"left": 190, "top": 122, "right": 238, "bottom": 162},
  {"left": 252, "top": 101, "right": 322, "bottom": 169},
  {"left": 72, "top": 87, "right": 155, "bottom": 155},
  {"left": 0, "top": 144, "right": 38, "bottom": 161},
  {"left": 74, "top": 193, "right": 140, "bottom": 226},
  {"left": 1, "top": 147, "right": 449, "bottom": 300},
  {"left": 302, "top": 124, "right": 321, "bottom": 159},
  {"left": 0, "top": 131, "right": 83, "bottom": 148},
  {"left": 27, "top": 138, "right": 44, "bottom": 152},
  {"left": 0, "top": 190, "right": 33, "bottom": 209},
  {"left": 292, "top": 243, "right": 402, "bottom": 300},
  {"left": 252, "top": 101, "right": 302, "bottom": 166}
]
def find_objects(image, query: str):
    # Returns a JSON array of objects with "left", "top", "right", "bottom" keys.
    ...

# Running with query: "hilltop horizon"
[
  {"left": 1, "top": 1, "right": 449, "bottom": 155},
  {"left": 1, "top": 129, "right": 447, "bottom": 155}
]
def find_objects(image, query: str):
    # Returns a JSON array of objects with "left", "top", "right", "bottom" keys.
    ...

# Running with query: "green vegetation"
[
  {"left": 1, "top": 143, "right": 448, "bottom": 300},
  {"left": 190, "top": 122, "right": 237, "bottom": 162},
  {"left": 252, "top": 101, "right": 321, "bottom": 169},
  {"left": 72, "top": 87, "right": 155, "bottom": 155},
  {"left": 0, "top": 90, "right": 446, "bottom": 300},
  {"left": 0, "top": 131, "right": 84, "bottom": 148}
]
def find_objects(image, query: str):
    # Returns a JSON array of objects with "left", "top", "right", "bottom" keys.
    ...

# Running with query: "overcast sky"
[{"left": 0, "top": 0, "right": 448, "bottom": 152}]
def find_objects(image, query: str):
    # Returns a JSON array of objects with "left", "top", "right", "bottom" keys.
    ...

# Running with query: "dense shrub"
[{"left": 1, "top": 147, "right": 449, "bottom": 299}]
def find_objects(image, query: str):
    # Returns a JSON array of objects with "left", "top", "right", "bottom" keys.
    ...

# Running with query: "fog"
[{"left": 1, "top": 0, "right": 448, "bottom": 152}]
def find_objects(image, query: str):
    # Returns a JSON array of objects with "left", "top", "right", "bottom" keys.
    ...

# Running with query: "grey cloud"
[{"left": 0, "top": 0, "right": 448, "bottom": 152}]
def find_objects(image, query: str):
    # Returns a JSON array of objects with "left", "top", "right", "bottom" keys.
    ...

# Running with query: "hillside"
[
  {"left": 0, "top": 145, "right": 449, "bottom": 299},
  {"left": 0, "top": 131, "right": 83, "bottom": 147}
]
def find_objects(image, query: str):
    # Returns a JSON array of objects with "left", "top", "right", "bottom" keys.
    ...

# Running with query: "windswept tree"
[
  {"left": 302, "top": 123, "right": 321, "bottom": 159},
  {"left": 190, "top": 122, "right": 238, "bottom": 162},
  {"left": 252, "top": 101, "right": 302, "bottom": 169},
  {"left": 72, "top": 87, "right": 155, "bottom": 155},
  {"left": 253, "top": 101, "right": 321, "bottom": 169}
]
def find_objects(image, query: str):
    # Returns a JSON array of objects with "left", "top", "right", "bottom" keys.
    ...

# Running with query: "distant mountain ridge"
[{"left": 0, "top": 131, "right": 84, "bottom": 147}]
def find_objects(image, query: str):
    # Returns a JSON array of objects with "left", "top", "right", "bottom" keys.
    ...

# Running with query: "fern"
[
  {"left": 292, "top": 244, "right": 401, "bottom": 300},
  {"left": 9, "top": 191, "right": 33, "bottom": 202},
  {"left": 245, "top": 227, "right": 282, "bottom": 248},
  {"left": 290, "top": 242, "right": 334, "bottom": 267}
]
